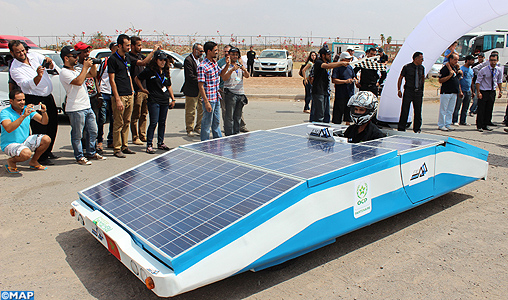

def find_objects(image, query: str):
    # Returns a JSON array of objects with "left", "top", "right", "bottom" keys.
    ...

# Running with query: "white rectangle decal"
[{"left": 354, "top": 177, "right": 371, "bottom": 218}]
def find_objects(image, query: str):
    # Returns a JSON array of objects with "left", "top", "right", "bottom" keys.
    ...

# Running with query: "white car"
[
  {"left": 427, "top": 56, "right": 444, "bottom": 78},
  {"left": 0, "top": 48, "right": 67, "bottom": 112},
  {"left": 0, "top": 90, "right": 9, "bottom": 113},
  {"left": 89, "top": 48, "right": 185, "bottom": 96},
  {"left": 253, "top": 49, "right": 293, "bottom": 77}
]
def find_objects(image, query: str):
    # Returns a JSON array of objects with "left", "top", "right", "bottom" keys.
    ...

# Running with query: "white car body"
[
  {"left": 0, "top": 48, "right": 67, "bottom": 112},
  {"left": 253, "top": 49, "right": 293, "bottom": 77},
  {"left": 0, "top": 90, "right": 9, "bottom": 113},
  {"left": 427, "top": 56, "right": 444, "bottom": 78},
  {"left": 89, "top": 49, "right": 185, "bottom": 97}
]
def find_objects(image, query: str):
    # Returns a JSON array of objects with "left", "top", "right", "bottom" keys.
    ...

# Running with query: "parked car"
[
  {"left": 427, "top": 56, "right": 444, "bottom": 78},
  {"left": 0, "top": 48, "right": 67, "bottom": 112},
  {"left": 0, "top": 90, "right": 8, "bottom": 112},
  {"left": 89, "top": 48, "right": 185, "bottom": 96},
  {"left": 0, "top": 35, "right": 40, "bottom": 49},
  {"left": 253, "top": 49, "right": 293, "bottom": 77}
]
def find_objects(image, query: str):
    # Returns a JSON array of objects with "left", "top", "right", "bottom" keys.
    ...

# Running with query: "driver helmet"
[{"left": 347, "top": 91, "right": 378, "bottom": 125}]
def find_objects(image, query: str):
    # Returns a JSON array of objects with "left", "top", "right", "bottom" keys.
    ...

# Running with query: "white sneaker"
[
  {"left": 446, "top": 126, "right": 455, "bottom": 131},
  {"left": 77, "top": 157, "right": 92, "bottom": 165},
  {"left": 87, "top": 153, "right": 106, "bottom": 160},
  {"left": 452, "top": 122, "right": 459, "bottom": 126},
  {"left": 439, "top": 126, "right": 449, "bottom": 131},
  {"left": 187, "top": 131, "right": 195, "bottom": 137}
]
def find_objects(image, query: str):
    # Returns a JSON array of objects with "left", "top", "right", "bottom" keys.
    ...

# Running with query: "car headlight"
[
  {"left": 277, "top": 61, "right": 286, "bottom": 66},
  {"left": 254, "top": 61, "right": 260, "bottom": 66}
]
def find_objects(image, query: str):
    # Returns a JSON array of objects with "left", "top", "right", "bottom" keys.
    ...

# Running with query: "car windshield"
[
  {"left": 260, "top": 51, "right": 286, "bottom": 59},
  {"left": 435, "top": 56, "right": 444, "bottom": 64}
]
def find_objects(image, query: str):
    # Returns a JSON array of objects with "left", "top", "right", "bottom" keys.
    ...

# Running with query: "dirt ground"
[{"left": 1, "top": 78, "right": 507, "bottom": 299}]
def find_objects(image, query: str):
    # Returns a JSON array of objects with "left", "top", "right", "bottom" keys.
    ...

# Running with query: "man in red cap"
[{"left": 74, "top": 42, "right": 100, "bottom": 146}]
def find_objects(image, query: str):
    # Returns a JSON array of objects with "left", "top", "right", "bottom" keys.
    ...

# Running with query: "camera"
[
  {"left": 87, "top": 58, "right": 102, "bottom": 64},
  {"left": 33, "top": 104, "right": 41, "bottom": 111},
  {"left": 41, "top": 59, "right": 51, "bottom": 69}
]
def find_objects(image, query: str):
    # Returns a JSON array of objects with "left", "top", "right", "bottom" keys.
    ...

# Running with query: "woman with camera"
[{"left": 134, "top": 51, "right": 175, "bottom": 154}]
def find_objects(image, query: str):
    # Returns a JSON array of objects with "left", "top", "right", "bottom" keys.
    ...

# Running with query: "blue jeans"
[
  {"left": 201, "top": 101, "right": 222, "bottom": 141},
  {"left": 67, "top": 108, "right": 98, "bottom": 159},
  {"left": 310, "top": 93, "right": 330, "bottom": 123},
  {"left": 146, "top": 101, "right": 169, "bottom": 147},
  {"left": 224, "top": 90, "right": 245, "bottom": 136},
  {"left": 438, "top": 93, "right": 457, "bottom": 128},
  {"left": 97, "top": 93, "right": 113, "bottom": 145},
  {"left": 453, "top": 90, "right": 471, "bottom": 124},
  {"left": 303, "top": 80, "right": 312, "bottom": 110}
]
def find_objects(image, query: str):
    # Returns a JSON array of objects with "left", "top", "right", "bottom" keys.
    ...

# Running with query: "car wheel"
[
  {"left": 288, "top": 69, "right": 293, "bottom": 77},
  {"left": 253, "top": 72, "right": 259, "bottom": 77},
  {"left": 284, "top": 71, "right": 288, "bottom": 77}
]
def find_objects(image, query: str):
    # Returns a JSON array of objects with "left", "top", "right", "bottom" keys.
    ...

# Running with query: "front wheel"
[{"left": 288, "top": 69, "right": 293, "bottom": 77}]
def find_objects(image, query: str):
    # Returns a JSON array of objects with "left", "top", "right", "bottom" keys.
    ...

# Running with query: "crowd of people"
[
  {"left": 2, "top": 36, "right": 507, "bottom": 174},
  {"left": 1, "top": 36, "right": 252, "bottom": 173},
  {"left": 300, "top": 43, "right": 507, "bottom": 137}
]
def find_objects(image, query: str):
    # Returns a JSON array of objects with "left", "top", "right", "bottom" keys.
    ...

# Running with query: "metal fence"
[{"left": 25, "top": 34, "right": 405, "bottom": 62}]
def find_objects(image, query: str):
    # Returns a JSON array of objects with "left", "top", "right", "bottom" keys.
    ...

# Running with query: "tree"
[
  {"left": 386, "top": 36, "right": 392, "bottom": 44},
  {"left": 380, "top": 34, "right": 385, "bottom": 46}
]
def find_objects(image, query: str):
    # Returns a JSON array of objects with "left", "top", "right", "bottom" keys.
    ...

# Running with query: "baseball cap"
[
  {"left": 339, "top": 52, "right": 353, "bottom": 60},
  {"left": 477, "top": 52, "right": 485, "bottom": 57},
  {"left": 318, "top": 45, "right": 332, "bottom": 55},
  {"left": 74, "top": 41, "right": 91, "bottom": 51},
  {"left": 109, "top": 42, "right": 117, "bottom": 49},
  {"left": 228, "top": 47, "right": 240, "bottom": 54},
  {"left": 155, "top": 50, "right": 168, "bottom": 60},
  {"left": 377, "top": 48, "right": 384, "bottom": 52},
  {"left": 346, "top": 46, "right": 355, "bottom": 51},
  {"left": 60, "top": 45, "right": 81, "bottom": 60}
]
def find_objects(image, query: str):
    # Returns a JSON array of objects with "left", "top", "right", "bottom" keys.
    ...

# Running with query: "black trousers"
[
  {"left": 476, "top": 90, "right": 496, "bottom": 129},
  {"left": 398, "top": 91, "right": 423, "bottom": 132},
  {"left": 359, "top": 85, "right": 378, "bottom": 96},
  {"left": 24, "top": 94, "right": 58, "bottom": 160},
  {"left": 247, "top": 61, "right": 254, "bottom": 75},
  {"left": 332, "top": 96, "right": 352, "bottom": 124}
]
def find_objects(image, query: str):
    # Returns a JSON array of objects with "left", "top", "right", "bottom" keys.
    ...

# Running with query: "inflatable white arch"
[{"left": 378, "top": 0, "right": 508, "bottom": 123}]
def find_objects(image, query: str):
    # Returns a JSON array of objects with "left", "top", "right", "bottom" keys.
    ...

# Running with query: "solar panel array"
[
  {"left": 80, "top": 148, "right": 301, "bottom": 257},
  {"left": 361, "top": 135, "right": 441, "bottom": 152},
  {"left": 184, "top": 131, "right": 392, "bottom": 179}
]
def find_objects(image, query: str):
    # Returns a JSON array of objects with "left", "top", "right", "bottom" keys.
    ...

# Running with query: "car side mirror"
[{"left": 173, "top": 61, "right": 183, "bottom": 69}]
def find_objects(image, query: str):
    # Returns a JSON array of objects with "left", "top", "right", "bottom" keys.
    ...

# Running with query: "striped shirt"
[
  {"left": 476, "top": 65, "right": 503, "bottom": 91},
  {"left": 197, "top": 58, "right": 222, "bottom": 102}
]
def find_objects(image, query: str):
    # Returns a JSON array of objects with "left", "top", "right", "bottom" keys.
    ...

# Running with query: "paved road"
[{"left": 0, "top": 100, "right": 506, "bottom": 299}]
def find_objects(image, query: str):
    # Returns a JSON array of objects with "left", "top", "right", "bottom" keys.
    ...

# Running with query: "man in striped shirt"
[{"left": 197, "top": 41, "right": 229, "bottom": 141}]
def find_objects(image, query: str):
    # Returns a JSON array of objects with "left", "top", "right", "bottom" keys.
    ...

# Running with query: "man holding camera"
[
  {"left": 221, "top": 47, "right": 249, "bottom": 136},
  {"left": 1, "top": 89, "right": 51, "bottom": 173},
  {"left": 8, "top": 40, "right": 59, "bottom": 166},
  {"left": 59, "top": 46, "right": 106, "bottom": 165}
]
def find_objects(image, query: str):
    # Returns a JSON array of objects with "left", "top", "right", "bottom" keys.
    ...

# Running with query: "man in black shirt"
[
  {"left": 311, "top": 45, "right": 349, "bottom": 123},
  {"left": 397, "top": 52, "right": 425, "bottom": 132},
  {"left": 246, "top": 46, "right": 256, "bottom": 76},
  {"left": 437, "top": 53, "right": 462, "bottom": 131},
  {"left": 127, "top": 36, "right": 159, "bottom": 145},
  {"left": 355, "top": 48, "right": 381, "bottom": 96},
  {"left": 108, "top": 34, "right": 136, "bottom": 158}
]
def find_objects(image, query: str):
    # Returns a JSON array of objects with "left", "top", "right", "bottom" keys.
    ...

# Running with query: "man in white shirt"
[
  {"left": 59, "top": 46, "right": 106, "bottom": 165},
  {"left": 9, "top": 39, "right": 59, "bottom": 165}
]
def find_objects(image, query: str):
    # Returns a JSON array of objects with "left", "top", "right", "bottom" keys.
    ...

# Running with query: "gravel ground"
[{"left": 1, "top": 80, "right": 507, "bottom": 299}]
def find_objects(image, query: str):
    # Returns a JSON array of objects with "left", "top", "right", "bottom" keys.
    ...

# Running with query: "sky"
[{"left": 1, "top": 0, "right": 508, "bottom": 43}]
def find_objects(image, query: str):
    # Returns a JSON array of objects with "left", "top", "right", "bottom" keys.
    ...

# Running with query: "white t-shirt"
[
  {"left": 98, "top": 58, "right": 111, "bottom": 94},
  {"left": 223, "top": 65, "right": 245, "bottom": 95},
  {"left": 59, "top": 67, "right": 91, "bottom": 112}
]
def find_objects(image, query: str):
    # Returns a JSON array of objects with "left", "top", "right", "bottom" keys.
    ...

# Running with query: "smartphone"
[{"left": 33, "top": 104, "right": 42, "bottom": 111}]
